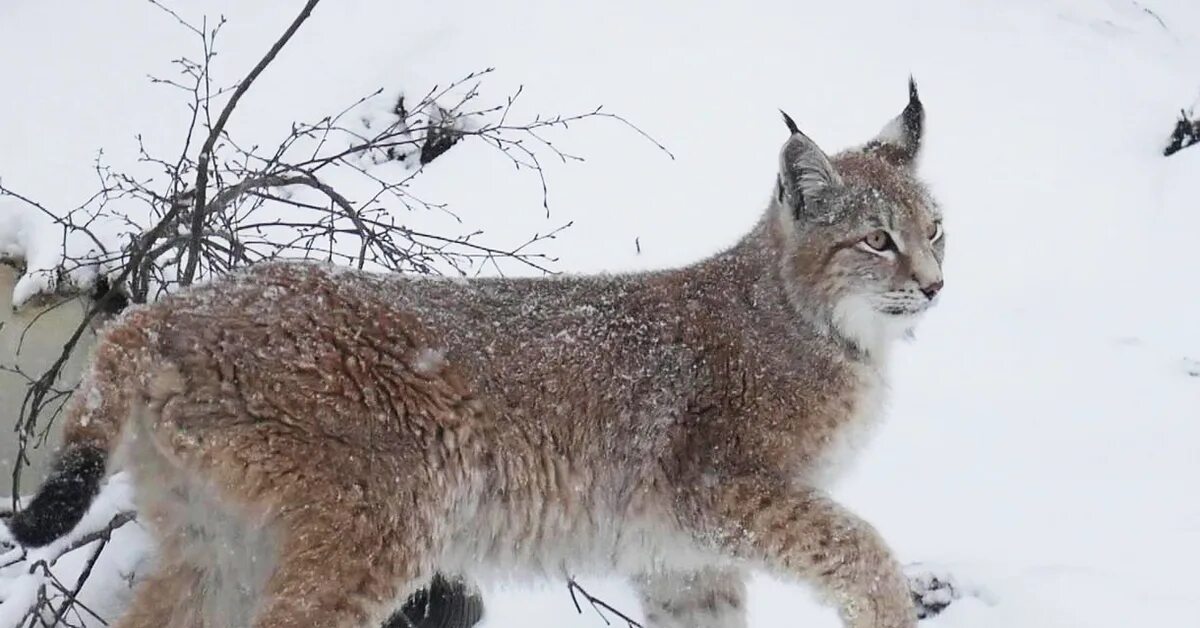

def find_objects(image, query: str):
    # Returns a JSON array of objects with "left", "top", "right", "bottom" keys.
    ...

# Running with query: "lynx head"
[{"left": 773, "top": 79, "right": 943, "bottom": 358}]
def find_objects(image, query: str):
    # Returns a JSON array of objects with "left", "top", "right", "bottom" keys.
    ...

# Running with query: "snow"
[
  {"left": 0, "top": 197, "right": 113, "bottom": 310},
  {"left": 2, "top": 0, "right": 1199, "bottom": 626},
  {"left": 0, "top": 474, "right": 151, "bottom": 626},
  {"left": 0, "top": 199, "right": 63, "bottom": 308}
]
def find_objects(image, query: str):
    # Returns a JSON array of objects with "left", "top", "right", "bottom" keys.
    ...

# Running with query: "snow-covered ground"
[{"left": 2, "top": 0, "right": 1199, "bottom": 625}]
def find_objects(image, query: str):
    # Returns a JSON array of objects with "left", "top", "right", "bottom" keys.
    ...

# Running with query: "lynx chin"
[{"left": 9, "top": 81, "right": 944, "bottom": 628}]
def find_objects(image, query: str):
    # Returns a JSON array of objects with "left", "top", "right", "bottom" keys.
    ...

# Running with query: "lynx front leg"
[
  {"left": 694, "top": 479, "right": 915, "bottom": 628},
  {"left": 634, "top": 567, "right": 747, "bottom": 628}
]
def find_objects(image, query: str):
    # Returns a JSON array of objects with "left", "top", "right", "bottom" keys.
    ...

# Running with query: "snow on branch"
[{"left": 0, "top": 194, "right": 110, "bottom": 311}]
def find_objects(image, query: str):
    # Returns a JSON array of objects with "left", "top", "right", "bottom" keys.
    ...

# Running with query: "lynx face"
[{"left": 777, "top": 81, "right": 943, "bottom": 355}]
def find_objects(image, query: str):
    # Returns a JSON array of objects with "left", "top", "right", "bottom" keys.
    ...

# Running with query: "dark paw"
[
  {"left": 384, "top": 574, "right": 484, "bottom": 628},
  {"left": 908, "top": 570, "right": 960, "bottom": 619}
]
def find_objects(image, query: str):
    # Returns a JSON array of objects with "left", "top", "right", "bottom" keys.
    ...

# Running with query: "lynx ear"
[
  {"left": 864, "top": 77, "right": 924, "bottom": 167},
  {"left": 777, "top": 111, "right": 840, "bottom": 220}
]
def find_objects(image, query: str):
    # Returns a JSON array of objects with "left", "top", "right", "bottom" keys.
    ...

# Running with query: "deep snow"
[{"left": 2, "top": 0, "right": 1199, "bottom": 625}]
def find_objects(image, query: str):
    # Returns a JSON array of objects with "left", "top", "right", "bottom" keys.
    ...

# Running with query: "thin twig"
[{"left": 567, "top": 579, "right": 644, "bottom": 628}]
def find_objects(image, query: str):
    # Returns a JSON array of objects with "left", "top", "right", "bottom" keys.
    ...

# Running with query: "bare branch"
[{"left": 181, "top": 0, "right": 322, "bottom": 285}]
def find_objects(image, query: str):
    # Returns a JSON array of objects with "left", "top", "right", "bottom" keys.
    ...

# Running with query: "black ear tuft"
[
  {"left": 901, "top": 76, "right": 924, "bottom": 152},
  {"left": 863, "top": 77, "right": 926, "bottom": 167},
  {"left": 780, "top": 110, "right": 801, "bottom": 135}
]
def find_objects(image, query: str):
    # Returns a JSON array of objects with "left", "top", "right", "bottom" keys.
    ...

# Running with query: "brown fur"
[{"left": 51, "top": 87, "right": 942, "bottom": 628}]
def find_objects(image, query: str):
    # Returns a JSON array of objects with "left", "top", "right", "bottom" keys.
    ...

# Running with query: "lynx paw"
[{"left": 906, "top": 567, "right": 961, "bottom": 619}]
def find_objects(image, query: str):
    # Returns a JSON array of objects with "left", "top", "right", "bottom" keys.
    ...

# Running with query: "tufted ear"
[
  {"left": 863, "top": 77, "right": 924, "bottom": 167},
  {"left": 777, "top": 111, "right": 841, "bottom": 220}
]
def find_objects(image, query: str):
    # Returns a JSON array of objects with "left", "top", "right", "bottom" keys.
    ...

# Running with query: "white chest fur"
[{"left": 806, "top": 362, "right": 890, "bottom": 488}]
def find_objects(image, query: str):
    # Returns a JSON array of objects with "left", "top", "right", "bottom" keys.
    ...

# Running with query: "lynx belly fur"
[{"left": 9, "top": 81, "right": 944, "bottom": 628}]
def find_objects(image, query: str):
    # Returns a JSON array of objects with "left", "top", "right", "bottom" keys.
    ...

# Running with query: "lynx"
[{"left": 8, "top": 81, "right": 944, "bottom": 628}]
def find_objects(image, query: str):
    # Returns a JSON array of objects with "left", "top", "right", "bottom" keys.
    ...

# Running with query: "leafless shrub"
[{"left": 0, "top": 0, "right": 667, "bottom": 625}]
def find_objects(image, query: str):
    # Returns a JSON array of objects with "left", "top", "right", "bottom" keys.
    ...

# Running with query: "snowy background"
[{"left": 2, "top": 0, "right": 1199, "bottom": 625}]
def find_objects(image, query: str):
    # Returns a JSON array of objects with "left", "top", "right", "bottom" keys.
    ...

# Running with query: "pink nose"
[{"left": 920, "top": 280, "right": 944, "bottom": 300}]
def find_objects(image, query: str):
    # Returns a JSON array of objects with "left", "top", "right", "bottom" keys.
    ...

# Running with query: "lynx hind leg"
[
  {"left": 635, "top": 567, "right": 747, "bottom": 628},
  {"left": 249, "top": 493, "right": 437, "bottom": 628},
  {"left": 115, "top": 561, "right": 205, "bottom": 628},
  {"left": 126, "top": 414, "right": 442, "bottom": 628},
  {"left": 701, "top": 479, "right": 916, "bottom": 628}
]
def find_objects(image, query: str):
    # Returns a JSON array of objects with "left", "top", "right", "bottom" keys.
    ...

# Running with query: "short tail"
[
  {"left": 6, "top": 318, "right": 149, "bottom": 547},
  {"left": 6, "top": 444, "right": 107, "bottom": 546}
]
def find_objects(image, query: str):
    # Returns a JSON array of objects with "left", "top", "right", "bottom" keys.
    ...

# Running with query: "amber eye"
[
  {"left": 929, "top": 222, "right": 944, "bottom": 242},
  {"left": 863, "top": 230, "right": 894, "bottom": 252}
]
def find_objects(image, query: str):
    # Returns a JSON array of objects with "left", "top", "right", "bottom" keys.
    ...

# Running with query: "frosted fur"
[
  {"left": 778, "top": 128, "right": 843, "bottom": 217},
  {"left": 41, "top": 85, "right": 943, "bottom": 628}
]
